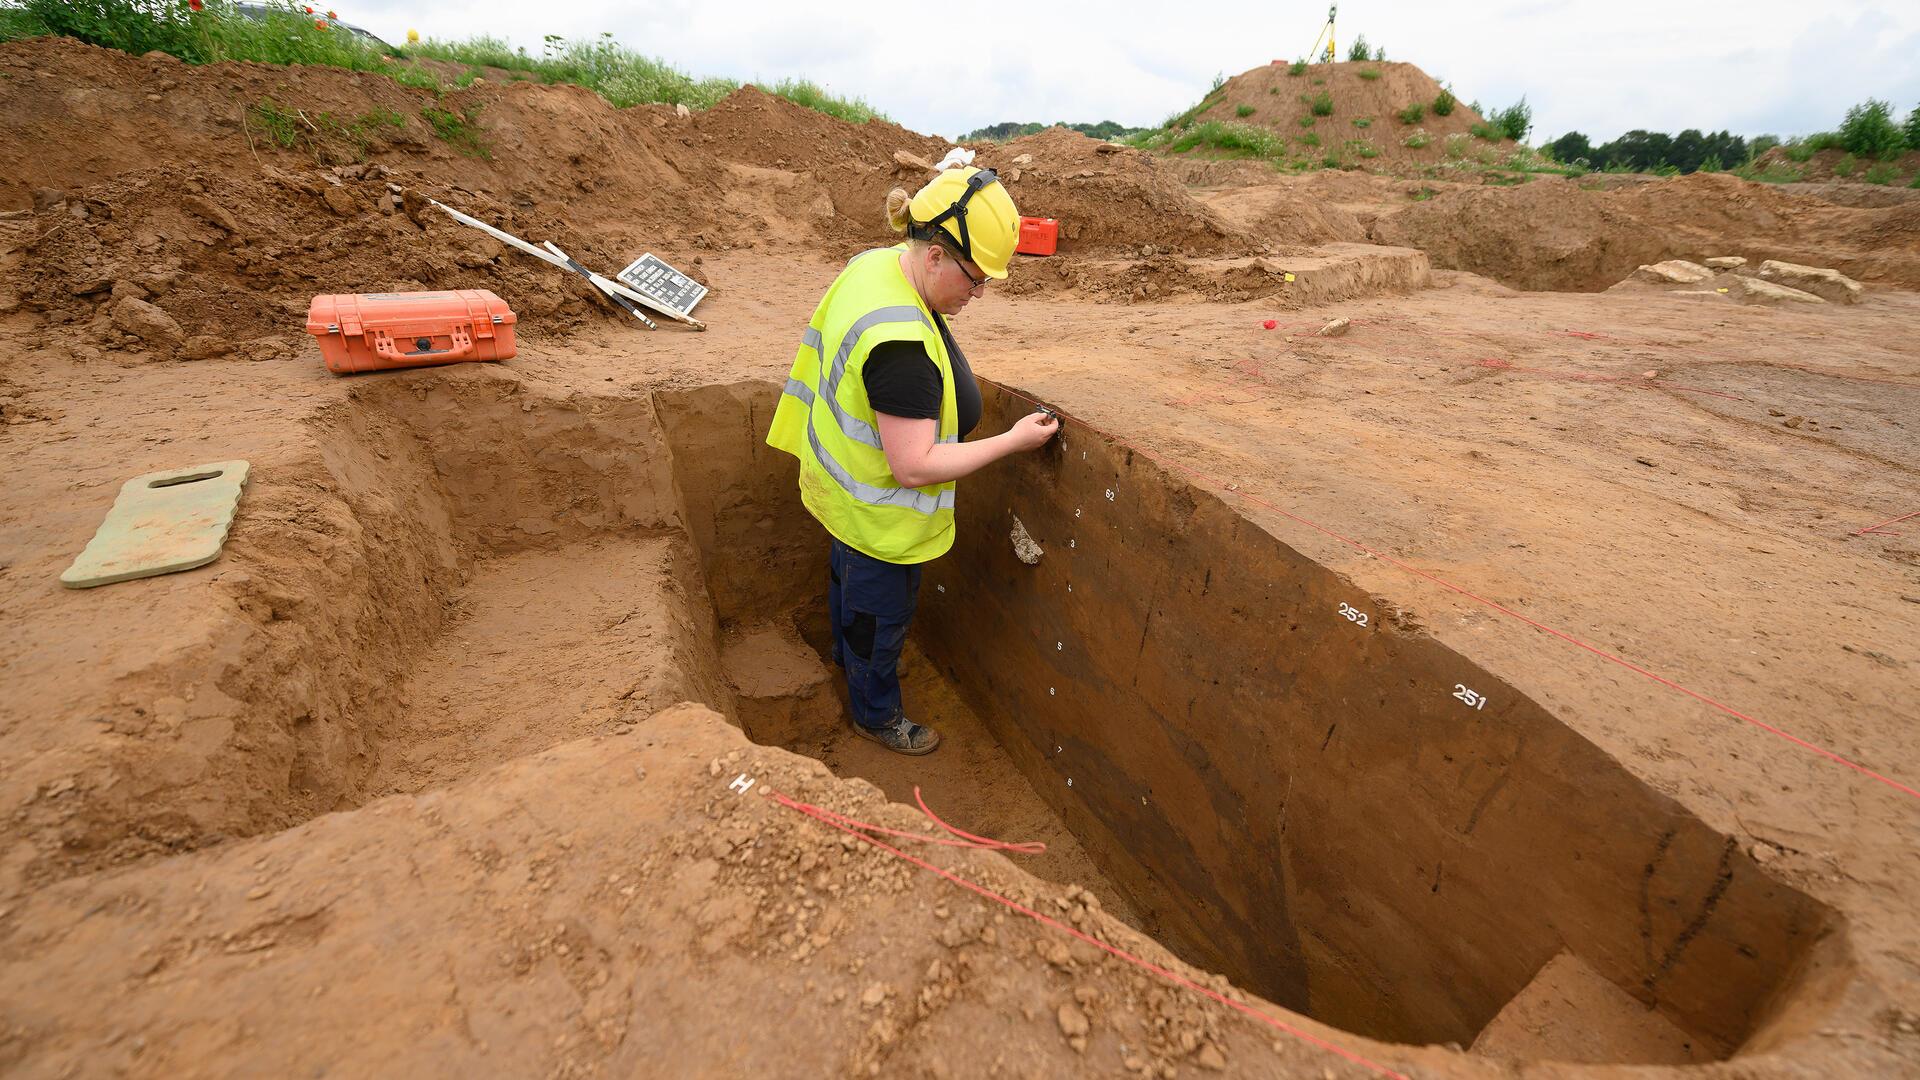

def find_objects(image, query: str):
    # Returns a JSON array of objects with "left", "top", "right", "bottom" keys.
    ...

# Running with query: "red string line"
[
  {"left": 793, "top": 793, "right": 1047, "bottom": 854},
  {"left": 765, "top": 787, "right": 1411, "bottom": 1080},
  {"left": 1854, "top": 509, "right": 1919, "bottom": 537},
  {"left": 989, "top": 377, "right": 1920, "bottom": 804},
  {"left": 912, "top": 786, "right": 1046, "bottom": 853}
]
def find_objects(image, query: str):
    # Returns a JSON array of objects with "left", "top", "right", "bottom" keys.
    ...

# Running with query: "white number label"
[
  {"left": 1104, "top": 489, "right": 1116, "bottom": 502},
  {"left": 1337, "top": 602, "right": 1369, "bottom": 627},
  {"left": 1453, "top": 684, "right": 1488, "bottom": 710},
  {"left": 1075, "top": 508, "right": 1082, "bottom": 518}
]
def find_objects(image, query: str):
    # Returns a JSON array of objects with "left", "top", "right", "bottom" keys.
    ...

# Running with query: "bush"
[
  {"left": 1402, "top": 130, "right": 1430, "bottom": 149},
  {"left": 1397, "top": 102, "right": 1424, "bottom": 125},
  {"left": 1346, "top": 34, "right": 1370, "bottom": 62},
  {"left": 1469, "top": 121, "right": 1502, "bottom": 141},
  {"left": 1491, "top": 97, "right": 1532, "bottom": 141},
  {"left": 1433, "top": 86, "right": 1456, "bottom": 117},
  {"left": 1908, "top": 105, "right": 1920, "bottom": 150},
  {"left": 1236, "top": 104, "right": 1255, "bottom": 117},
  {"left": 1299, "top": 131, "right": 1320, "bottom": 147},
  {"left": 1351, "top": 116, "right": 1371, "bottom": 128},
  {"left": 1804, "top": 131, "right": 1847, "bottom": 152},
  {"left": 1297, "top": 115, "right": 1315, "bottom": 127},
  {"left": 1288, "top": 60, "right": 1307, "bottom": 76},
  {"left": 1349, "top": 140, "right": 1379, "bottom": 159},
  {"left": 1310, "top": 91, "right": 1333, "bottom": 116},
  {"left": 1838, "top": 99, "right": 1902, "bottom": 158},
  {"left": 1358, "top": 68, "right": 1381, "bottom": 81},
  {"left": 1698, "top": 153, "right": 1723, "bottom": 172},
  {"left": 1863, "top": 162, "right": 1898, "bottom": 185},
  {"left": 1832, "top": 154, "right": 1856, "bottom": 177}
]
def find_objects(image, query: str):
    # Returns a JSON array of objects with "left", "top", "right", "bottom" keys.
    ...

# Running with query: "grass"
[
  {"left": 13, "top": 7, "right": 878, "bottom": 123},
  {"left": 1731, "top": 161, "right": 1804, "bottom": 183},
  {"left": 421, "top": 101, "right": 490, "bottom": 158},
  {"left": 1397, "top": 102, "right": 1424, "bottom": 125},
  {"left": 1433, "top": 87, "right": 1456, "bottom": 117},
  {"left": 1299, "top": 131, "right": 1320, "bottom": 147},
  {"left": 1469, "top": 120, "right": 1504, "bottom": 141},
  {"left": 1862, "top": 162, "right": 1899, "bottom": 185},
  {"left": 1403, "top": 131, "right": 1430, "bottom": 149},
  {"left": 1309, "top": 91, "right": 1333, "bottom": 116},
  {"left": 1358, "top": 68, "right": 1381, "bottom": 81},
  {"left": 245, "top": 98, "right": 406, "bottom": 162},
  {"left": 766, "top": 78, "right": 884, "bottom": 123},
  {"left": 1351, "top": 116, "right": 1372, "bottom": 129},
  {"left": 1297, "top": 115, "right": 1315, "bottom": 127},
  {"left": 1832, "top": 154, "right": 1857, "bottom": 178},
  {"left": 1164, "top": 120, "right": 1284, "bottom": 161},
  {"left": 1412, "top": 187, "right": 1436, "bottom": 201},
  {"left": 1236, "top": 104, "right": 1255, "bottom": 118},
  {"left": 1347, "top": 139, "right": 1379, "bottom": 159},
  {"left": 1288, "top": 60, "right": 1307, "bottom": 76}
]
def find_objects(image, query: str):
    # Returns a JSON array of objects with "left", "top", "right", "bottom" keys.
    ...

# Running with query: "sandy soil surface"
[{"left": 2, "top": 35, "right": 1918, "bottom": 1080}]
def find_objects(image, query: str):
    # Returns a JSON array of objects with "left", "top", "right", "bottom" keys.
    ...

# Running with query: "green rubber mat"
[{"left": 60, "top": 460, "right": 250, "bottom": 589}]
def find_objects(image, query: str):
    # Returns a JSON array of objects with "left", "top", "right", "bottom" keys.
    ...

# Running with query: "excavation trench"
[{"left": 270, "top": 371, "right": 1841, "bottom": 1066}]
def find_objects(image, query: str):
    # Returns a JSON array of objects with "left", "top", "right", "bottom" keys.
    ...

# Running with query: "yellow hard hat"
[{"left": 907, "top": 167, "right": 1020, "bottom": 279}]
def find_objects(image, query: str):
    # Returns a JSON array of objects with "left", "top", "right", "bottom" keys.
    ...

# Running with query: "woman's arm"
[{"left": 875, "top": 411, "right": 1058, "bottom": 488}]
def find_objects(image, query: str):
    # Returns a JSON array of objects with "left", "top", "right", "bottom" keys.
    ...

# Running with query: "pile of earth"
[
  {"left": 1180, "top": 60, "right": 1490, "bottom": 168},
  {"left": 1370, "top": 171, "right": 1920, "bottom": 291},
  {"left": 971, "top": 127, "right": 1257, "bottom": 257},
  {"left": 14, "top": 164, "right": 693, "bottom": 361}
]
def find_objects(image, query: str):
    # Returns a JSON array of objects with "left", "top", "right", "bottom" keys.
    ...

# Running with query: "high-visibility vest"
[{"left": 765, "top": 245, "right": 960, "bottom": 565}]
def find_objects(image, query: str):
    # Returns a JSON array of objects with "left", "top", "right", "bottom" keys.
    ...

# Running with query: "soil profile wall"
[{"left": 913, "top": 384, "right": 1839, "bottom": 1055}]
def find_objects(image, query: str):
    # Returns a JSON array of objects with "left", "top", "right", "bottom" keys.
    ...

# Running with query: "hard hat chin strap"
[{"left": 909, "top": 168, "right": 999, "bottom": 263}]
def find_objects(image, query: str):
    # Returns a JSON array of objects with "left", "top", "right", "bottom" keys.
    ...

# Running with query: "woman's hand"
[{"left": 1005, "top": 411, "right": 1060, "bottom": 451}]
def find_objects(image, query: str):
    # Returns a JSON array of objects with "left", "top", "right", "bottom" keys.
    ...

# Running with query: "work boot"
[{"left": 855, "top": 714, "right": 941, "bottom": 756}]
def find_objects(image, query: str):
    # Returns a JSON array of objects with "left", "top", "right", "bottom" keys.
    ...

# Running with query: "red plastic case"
[
  {"left": 1016, "top": 216, "right": 1058, "bottom": 257},
  {"left": 305, "top": 289, "right": 517, "bottom": 375}
]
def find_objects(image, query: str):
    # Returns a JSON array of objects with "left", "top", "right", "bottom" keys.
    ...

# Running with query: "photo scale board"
[{"left": 616, "top": 254, "right": 708, "bottom": 317}]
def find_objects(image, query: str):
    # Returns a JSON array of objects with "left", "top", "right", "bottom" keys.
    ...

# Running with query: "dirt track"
[{"left": 2, "top": 36, "right": 1918, "bottom": 1079}]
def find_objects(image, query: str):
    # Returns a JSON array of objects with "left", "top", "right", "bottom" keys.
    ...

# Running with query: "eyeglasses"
[{"left": 946, "top": 248, "right": 988, "bottom": 292}]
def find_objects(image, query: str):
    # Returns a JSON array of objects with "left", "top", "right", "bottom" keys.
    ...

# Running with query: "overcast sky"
[{"left": 350, "top": 0, "right": 1920, "bottom": 143}]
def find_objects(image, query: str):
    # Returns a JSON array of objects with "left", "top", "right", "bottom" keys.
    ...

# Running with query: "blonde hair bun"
[{"left": 884, "top": 187, "right": 912, "bottom": 233}]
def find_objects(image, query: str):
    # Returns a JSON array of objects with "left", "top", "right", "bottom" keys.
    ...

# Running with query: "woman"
[{"left": 765, "top": 167, "right": 1059, "bottom": 755}]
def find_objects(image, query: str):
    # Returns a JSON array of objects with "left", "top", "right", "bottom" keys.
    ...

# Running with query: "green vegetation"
[
  {"left": 1832, "top": 153, "right": 1856, "bottom": 178},
  {"left": 1358, "top": 68, "right": 1381, "bottom": 81},
  {"left": 962, "top": 120, "right": 1145, "bottom": 141},
  {"left": 1348, "top": 139, "right": 1379, "bottom": 159},
  {"left": 1469, "top": 120, "right": 1502, "bottom": 141},
  {"left": 245, "top": 98, "right": 405, "bottom": 163},
  {"left": 767, "top": 77, "right": 883, "bottom": 124},
  {"left": 8, "top": 6, "right": 880, "bottom": 123},
  {"left": 1299, "top": 131, "right": 1320, "bottom": 147},
  {"left": 1402, "top": 131, "right": 1430, "bottom": 149},
  {"left": 1351, "top": 116, "right": 1372, "bottom": 128},
  {"left": 1346, "top": 34, "right": 1371, "bottom": 61},
  {"left": 421, "top": 101, "right": 489, "bottom": 158},
  {"left": 1236, "top": 104, "right": 1255, "bottom": 118},
  {"left": 1863, "top": 161, "right": 1898, "bottom": 185},
  {"left": 1397, "top": 102, "right": 1424, "bottom": 125},
  {"left": 1836, "top": 99, "right": 1903, "bottom": 158},
  {"left": 1490, "top": 98, "right": 1532, "bottom": 141},
  {"left": 1730, "top": 160, "right": 1802, "bottom": 183},
  {"left": 1310, "top": 91, "right": 1333, "bottom": 116},
  {"left": 1288, "top": 60, "right": 1307, "bottom": 76},
  {"left": 1297, "top": 115, "right": 1315, "bottom": 127},
  {"left": 1907, "top": 105, "right": 1920, "bottom": 152},
  {"left": 1432, "top": 86, "right": 1456, "bottom": 117},
  {"left": 1164, "top": 121, "right": 1283, "bottom": 160}
]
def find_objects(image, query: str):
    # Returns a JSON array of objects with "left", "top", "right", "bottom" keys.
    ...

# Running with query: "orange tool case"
[
  {"left": 1016, "top": 216, "right": 1058, "bottom": 257},
  {"left": 305, "top": 289, "right": 517, "bottom": 375}
]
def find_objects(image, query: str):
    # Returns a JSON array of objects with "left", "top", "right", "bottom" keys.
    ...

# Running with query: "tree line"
[{"left": 1544, "top": 100, "right": 1920, "bottom": 174}]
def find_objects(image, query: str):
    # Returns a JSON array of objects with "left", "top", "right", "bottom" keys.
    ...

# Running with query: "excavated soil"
[
  {"left": 1188, "top": 61, "right": 1490, "bottom": 168},
  {"left": 3, "top": 35, "right": 1919, "bottom": 1080}
]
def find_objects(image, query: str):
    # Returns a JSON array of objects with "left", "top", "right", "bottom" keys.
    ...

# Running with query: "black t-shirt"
[{"left": 862, "top": 314, "right": 982, "bottom": 438}]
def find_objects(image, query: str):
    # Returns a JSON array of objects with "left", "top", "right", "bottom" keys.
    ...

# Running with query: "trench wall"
[{"left": 913, "top": 384, "right": 1838, "bottom": 1054}]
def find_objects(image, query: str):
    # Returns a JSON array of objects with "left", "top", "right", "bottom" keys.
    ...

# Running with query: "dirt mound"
[
  {"left": 1187, "top": 60, "right": 1488, "bottom": 168},
  {"left": 15, "top": 164, "right": 673, "bottom": 358},
  {"left": 694, "top": 84, "right": 945, "bottom": 172},
  {"left": 972, "top": 127, "right": 1254, "bottom": 256},
  {"left": 1372, "top": 170, "right": 1920, "bottom": 291},
  {"left": 1371, "top": 176, "right": 1671, "bottom": 291}
]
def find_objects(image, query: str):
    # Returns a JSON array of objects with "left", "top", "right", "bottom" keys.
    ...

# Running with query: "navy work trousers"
[{"left": 828, "top": 537, "right": 922, "bottom": 731}]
